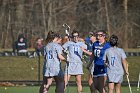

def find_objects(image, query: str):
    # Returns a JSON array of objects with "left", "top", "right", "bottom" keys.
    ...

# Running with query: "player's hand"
[
  {"left": 125, "top": 71, "right": 129, "bottom": 76},
  {"left": 80, "top": 46, "right": 85, "bottom": 51},
  {"left": 104, "top": 63, "right": 109, "bottom": 67}
]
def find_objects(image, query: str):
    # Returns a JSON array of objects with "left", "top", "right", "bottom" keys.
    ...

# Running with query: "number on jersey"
[
  {"left": 94, "top": 49, "right": 101, "bottom": 57},
  {"left": 47, "top": 50, "right": 53, "bottom": 59},
  {"left": 111, "top": 57, "right": 115, "bottom": 66},
  {"left": 74, "top": 46, "right": 79, "bottom": 54}
]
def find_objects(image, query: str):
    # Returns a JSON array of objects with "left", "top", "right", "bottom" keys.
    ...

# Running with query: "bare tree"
[
  {"left": 0, "top": 0, "right": 139, "bottom": 48},
  {"left": 104, "top": 0, "right": 111, "bottom": 36},
  {"left": 123, "top": 0, "right": 128, "bottom": 48},
  {"left": 41, "top": 0, "right": 47, "bottom": 37}
]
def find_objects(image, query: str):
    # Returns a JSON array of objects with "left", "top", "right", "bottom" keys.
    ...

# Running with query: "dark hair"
[
  {"left": 89, "top": 31, "right": 96, "bottom": 37},
  {"left": 45, "top": 31, "right": 56, "bottom": 44},
  {"left": 109, "top": 35, "right": 118, "bottom": 46},
  {"left": 72, "top": 30, "right": 79, "bottom": 37},
  {"left": 96, "top": 30, "right": 109, "bottom": 41},
  {"left": 55, "top": 33, "right": 62, "bottom": 39},
  {"left": 96, "top": 30, "right": 107, "bottom": 37},
  {"left": 36, "top": 37, "right": 43, "bottom": 43},
  {"left": 17, "top": 34, "right": 27, "bottom": 42}
]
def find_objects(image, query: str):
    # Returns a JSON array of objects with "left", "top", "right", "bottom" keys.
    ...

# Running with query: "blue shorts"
[{"left": 93, "top": 65, "right": 107, "bottom": 77}]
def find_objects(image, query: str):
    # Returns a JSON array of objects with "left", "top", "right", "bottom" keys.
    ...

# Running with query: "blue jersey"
[
  {"left": 85, "top": 37, "right": 93, "bottom": 52},
  {"left": 92, "top": 41, "right": 110, "bottom": 65}
]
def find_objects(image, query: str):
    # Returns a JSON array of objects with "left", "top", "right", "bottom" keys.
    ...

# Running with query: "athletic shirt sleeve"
[
  {"left": 120, "top": 48, "right": 127, "bottom": 59},
  {"left": 104, "top": 42, "right": 111, "bottom": 49},
  {"left": 92, "top": 41, "right": 96, "bottom": 52},
  {"left": 55, "top": 44, "right": 63, "bottom": 55},
  {"left": 103, "top": 49, "right": 107, "bottom": 61},
  {"left": 80, "top": 42, "right": 87, "bottom": 49},
  {"left": 62, "top": 41, "right": 70, "bottom": 50}
]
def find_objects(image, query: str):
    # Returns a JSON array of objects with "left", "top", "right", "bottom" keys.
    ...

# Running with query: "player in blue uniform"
[
  {"left": 92, "top": 30, "right": 110, "bottom": 93},
  {"left": 81, "top": 30, "right": 109, "bottom": 93},
  {"left": 63, "top": 30, "right": 87, "bottom": 93},
  {"left": 83, "top": 31, "right": 97, "bottom": 93},
  {"left": 39, "top": 31, "right": 66, "bottom": 93},
  {"left": 103, "top": 35, "right": 128, "bottom": 93}
]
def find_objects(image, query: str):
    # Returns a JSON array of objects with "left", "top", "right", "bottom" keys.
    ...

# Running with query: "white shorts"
[
  {"left": 107, "top": 73, "right": 123, "bottom": 83},
  {"left": 43, "top": 67, "right": 64, "bottom": 78},
  {"left": 65, "top": 62, "right": 83, "bottom": 75}
]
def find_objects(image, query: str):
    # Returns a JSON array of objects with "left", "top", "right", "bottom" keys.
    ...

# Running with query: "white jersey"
[
  {"left": 103, "top": 47, "right": 127, "bottom": 75},
  {"left": 63, "top": 41, "right": 87, "bottom": 75},
  {"left": 43, "top": 42, "right": 63, "bottom": 77},
  {"left": 63, "top": 41, "right": 87, "bottom": 63}
]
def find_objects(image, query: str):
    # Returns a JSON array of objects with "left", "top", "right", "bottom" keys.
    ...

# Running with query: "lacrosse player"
[
  {"left": 81, "top": 30, "right": 110, "bottom": 93},
  {"left": 39, "top": 31, "right": 66, "bottom": 93},
  {"left": 83, "top": 31, "right": 97, "bottom": 93},
  {"left": 91, "top": 30, "right": 110, "bottom": 93},
  {"left": 63, "top": 30, "right": 87, "bottom": 93},
  {"left": 103, "top": 35, "right": 129, "bottom": 93}
]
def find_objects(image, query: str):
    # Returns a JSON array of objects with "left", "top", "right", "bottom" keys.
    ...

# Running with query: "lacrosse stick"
[
  {"left": 137, "top": 72, "right": 140, "bottom": 91},
  {"left": 63, "top": 23, "right": 70, "bottom": 36},
  {"left": 126, "top": 75, "right": 133, "bottom": 93},
  {"left": 63, "top": 23, "right": 70, "bottom": 93}
]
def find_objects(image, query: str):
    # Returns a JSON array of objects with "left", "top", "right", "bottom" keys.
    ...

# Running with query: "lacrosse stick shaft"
[
  {"left": 127, "top": 75, "right": 133, "bottom": 93},
  {"left": 66, "top": 62, "right": 69, "bottom": 93},
  {"left": 137, "top": 72, "right": 140, "bottom": 91}
]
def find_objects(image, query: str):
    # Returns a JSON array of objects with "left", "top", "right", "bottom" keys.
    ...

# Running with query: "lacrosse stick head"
[{"left": 63, "top": 23, "right": 70, "bottom": 36}]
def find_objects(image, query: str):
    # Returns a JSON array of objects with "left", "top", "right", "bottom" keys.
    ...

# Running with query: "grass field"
[
  {"left": 0, "top": 55, "right": 140, "bottom": 93},
  {"left": 0, "top": 86, "right": 140, "bottom": 93},
  {"left": 0, "top": 56, "right": 140, "bottom": 81}
]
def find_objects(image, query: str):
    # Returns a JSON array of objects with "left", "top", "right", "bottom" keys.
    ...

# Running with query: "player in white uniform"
[
  {"left": 63, "top": 30, "right": 87, "bottom": 93},
  {"left": 39, "top": 31, "right": 66, "bottom": 93},
  {"left": 103, "top": 35, "right": 129, "bottom": 93}
]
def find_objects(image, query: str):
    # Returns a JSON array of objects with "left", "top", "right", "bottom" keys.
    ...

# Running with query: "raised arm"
[{"left": 80, "top": 46, "right": 92, "bottom": 56}]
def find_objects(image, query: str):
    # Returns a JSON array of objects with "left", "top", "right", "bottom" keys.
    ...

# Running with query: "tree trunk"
[
  {"left": 124, "top": 0, "right": 128, "bottom": 48},
  {"left": 5, "top": 7, "right": 11, "bottom": 48},
  {"left": 16, "top": 0, "right": 25, "bottom": 34},
  {"left": 104, "top": 0, "right": 110, "bottom": 36},
  {"left": 29, "top": 0, "right": 35, "bottom": 48},
  {"left": 0, "top": 0, "right": 4, "bottom": 48},
  {"left": 98, "top": 0, "right": 107, "bottom": 30},
  {"left": 41, "top": 0, "right": 47, "bottom": 37},
  {"left": 48, "top": 1, "right": 53, "bottom": 33}
]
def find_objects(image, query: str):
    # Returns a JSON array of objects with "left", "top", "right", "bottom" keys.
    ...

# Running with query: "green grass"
[
  {"left": 0, "top": 48, "right": 35, "bottom": 52},
  {"left": 0, "top": 56, "right": 43, "bottom": 80},
  {"left": 0, "top": 56, "right": 140, "bottom": 81},
  {"left": 126, "top": 56, "right": 140, "bottom": 81},
  {"left": 0, "top": 86, "right": 139, "bottom": 93},
  {"left": 124, "top": 49, "right": 140, "bottom": 52}
]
